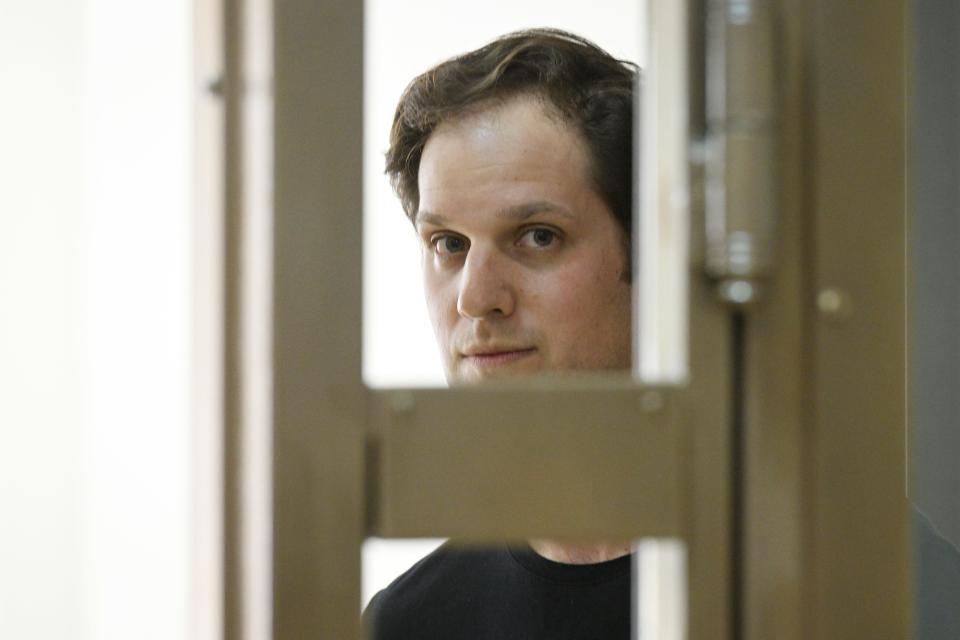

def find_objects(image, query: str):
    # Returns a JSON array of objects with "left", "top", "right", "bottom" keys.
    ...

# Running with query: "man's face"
[{"left": 415, "top": 95, "right": 632, "bottom": 384}]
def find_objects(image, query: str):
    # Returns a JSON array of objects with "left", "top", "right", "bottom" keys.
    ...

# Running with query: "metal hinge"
[{"left": 701, "top": 0, "right": 780, "bottom": 306}]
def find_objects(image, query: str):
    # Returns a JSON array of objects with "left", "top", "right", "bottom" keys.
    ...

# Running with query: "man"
[{"left": 364, "top": 29, "right": 638, "bottom": 639}]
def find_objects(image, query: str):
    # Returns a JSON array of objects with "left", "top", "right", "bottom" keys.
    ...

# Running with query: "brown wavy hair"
[{"left": 385, "top": 28, "right": 638, "bottom": 249}]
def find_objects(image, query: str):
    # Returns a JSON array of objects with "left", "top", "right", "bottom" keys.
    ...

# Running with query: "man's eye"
[
  {"left": 518, "top": 227, "right": 558, "bottom": 248},
  {"left": 433, "top": 234, "right": 468, "bottom": 255}
]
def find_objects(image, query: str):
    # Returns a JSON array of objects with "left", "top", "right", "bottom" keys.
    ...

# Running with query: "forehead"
[{"left": 416, "top": 96, "right": 598, "bottom": 224}]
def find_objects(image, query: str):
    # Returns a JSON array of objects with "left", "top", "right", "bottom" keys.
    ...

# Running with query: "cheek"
[
  {"left": 553, "top": 250, "right": 622, "bottom": 309},
  {"left": 535, "top": 252, "right": 631, "bottom": 345},
  {"left": 423, "top": 273, "right": 458, "bottom": 335},
  {"left": 524, "top": 271, "right": 588, "bottom": 340}
]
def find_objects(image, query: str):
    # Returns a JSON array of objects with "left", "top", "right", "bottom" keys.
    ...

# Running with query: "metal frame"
[
  {"left": 222, "top": 0, "right": 245, "bottom": 637},
  {"left": 368, "top": 384, "right": 685, "bottom": 540},
  {"left": 218, "top": 0, "right": 913, "bottom": 638},
  {"left": 263, "top": 2, "right": 733, "bottom": 639},
  {"left": 271, "top": 2, "right": 366, "bottom": 638},
  {"left": 804, "top": 0, "right": 910, "bottom": 636},
  {"left": 742, "top": 0, "right": 911, "bottom": 638}
]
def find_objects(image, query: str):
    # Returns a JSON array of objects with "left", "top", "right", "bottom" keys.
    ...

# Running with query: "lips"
[{"left": 461, "top": 347, "right": 537, "bottom": 369}]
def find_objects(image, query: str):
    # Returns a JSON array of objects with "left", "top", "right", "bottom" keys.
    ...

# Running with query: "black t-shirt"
[{"left": 362, "top": 542, "right": 631, "bottom": 640}]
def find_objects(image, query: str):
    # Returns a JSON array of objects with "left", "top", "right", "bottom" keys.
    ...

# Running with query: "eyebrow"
[
  {"left": 414, "top": 210, "right": 449, "bottom": 227},
  {"left": 415, "top": 201, "right": 574, "bottom": 227},
  {"left": 497, "top": 201, "right": 575, "bottom": 221}
]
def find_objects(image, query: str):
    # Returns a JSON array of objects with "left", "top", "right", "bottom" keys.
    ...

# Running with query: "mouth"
[{"left": 461, "top": 347, "right": 537, "bottom": 369}]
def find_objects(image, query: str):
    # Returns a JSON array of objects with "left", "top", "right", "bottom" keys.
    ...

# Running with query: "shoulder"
[
  {"left": 362, "top": 542, "right": 511, "bottom": 640},
  {"left": 367, "top": 541, "right": 508, "bottom": 608}
]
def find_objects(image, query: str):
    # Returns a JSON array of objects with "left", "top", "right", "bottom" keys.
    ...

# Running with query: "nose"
[{"left": 456, "top": 247, "right": 516, "bottom": 319}]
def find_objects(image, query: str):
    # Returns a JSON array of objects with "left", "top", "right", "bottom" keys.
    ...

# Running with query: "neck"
[{"left": 528, "top": 538, "right": 632, "bottom": 565}]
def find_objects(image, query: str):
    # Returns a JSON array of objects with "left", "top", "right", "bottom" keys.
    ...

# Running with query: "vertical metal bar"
[
  {"left": 272, "top": 1, "right": 365, "bottom": 638},
  {"left": 686, "top": 1, "right": 736, "bottom": 638},
  {"left": 222, "top": 0, "right": 246, "bottom": 637},
  {"left": 740, "top": 1, "right": 805, "bottom": 638},
  {"left": 730, "top": 312, "right": 746, "bottom": 640},
  {"left": 808, "top": 0, "right": 910, "bottom": 636},
  {"left": 682, "top": 274, "right": 734, "bottom": 640}
]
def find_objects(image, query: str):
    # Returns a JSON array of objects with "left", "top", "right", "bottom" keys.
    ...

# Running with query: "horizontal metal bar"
[{"left": 367, "top": 382, "right": 686, "bottom": 541}]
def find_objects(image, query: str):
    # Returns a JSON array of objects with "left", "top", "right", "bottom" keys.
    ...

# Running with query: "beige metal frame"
[
  {"left": 270, "top": 3, "right": 366, "bottom": 639},
  {"left": 804, "top": 0, "right": 910, "bottom": 636},
  {"left": 222, "top": 0, "right": 244, "bottom": 636},
  {"left": 219, "top": 0, "right": 912, "bottom": 638},
  {"left": 369, "top": 383, "right": 685, "bottom": 540},
  {"left": 259, "top": 2, "right": 734, "bottom": 639},
  {"left": 742, "top": 0, "right": 911, "bottom": 638}
]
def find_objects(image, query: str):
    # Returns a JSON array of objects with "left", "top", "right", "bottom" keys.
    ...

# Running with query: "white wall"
[
  {"left": 81, "top": 1, "right": 194, "bottom": 638},
  {"left": 0, "top": 1, "right": 200, "bottom": 638},
  {"left": 0, "top": 2, "right": 86, "bottom": 636}
]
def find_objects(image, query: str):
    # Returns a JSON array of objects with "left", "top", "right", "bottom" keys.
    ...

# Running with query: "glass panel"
[
  {"left": 911, "top": 0, "right": 960, "bottom": 636},
  {"left": 362, "top": 2, "right": 691, "bottom": 639}
]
